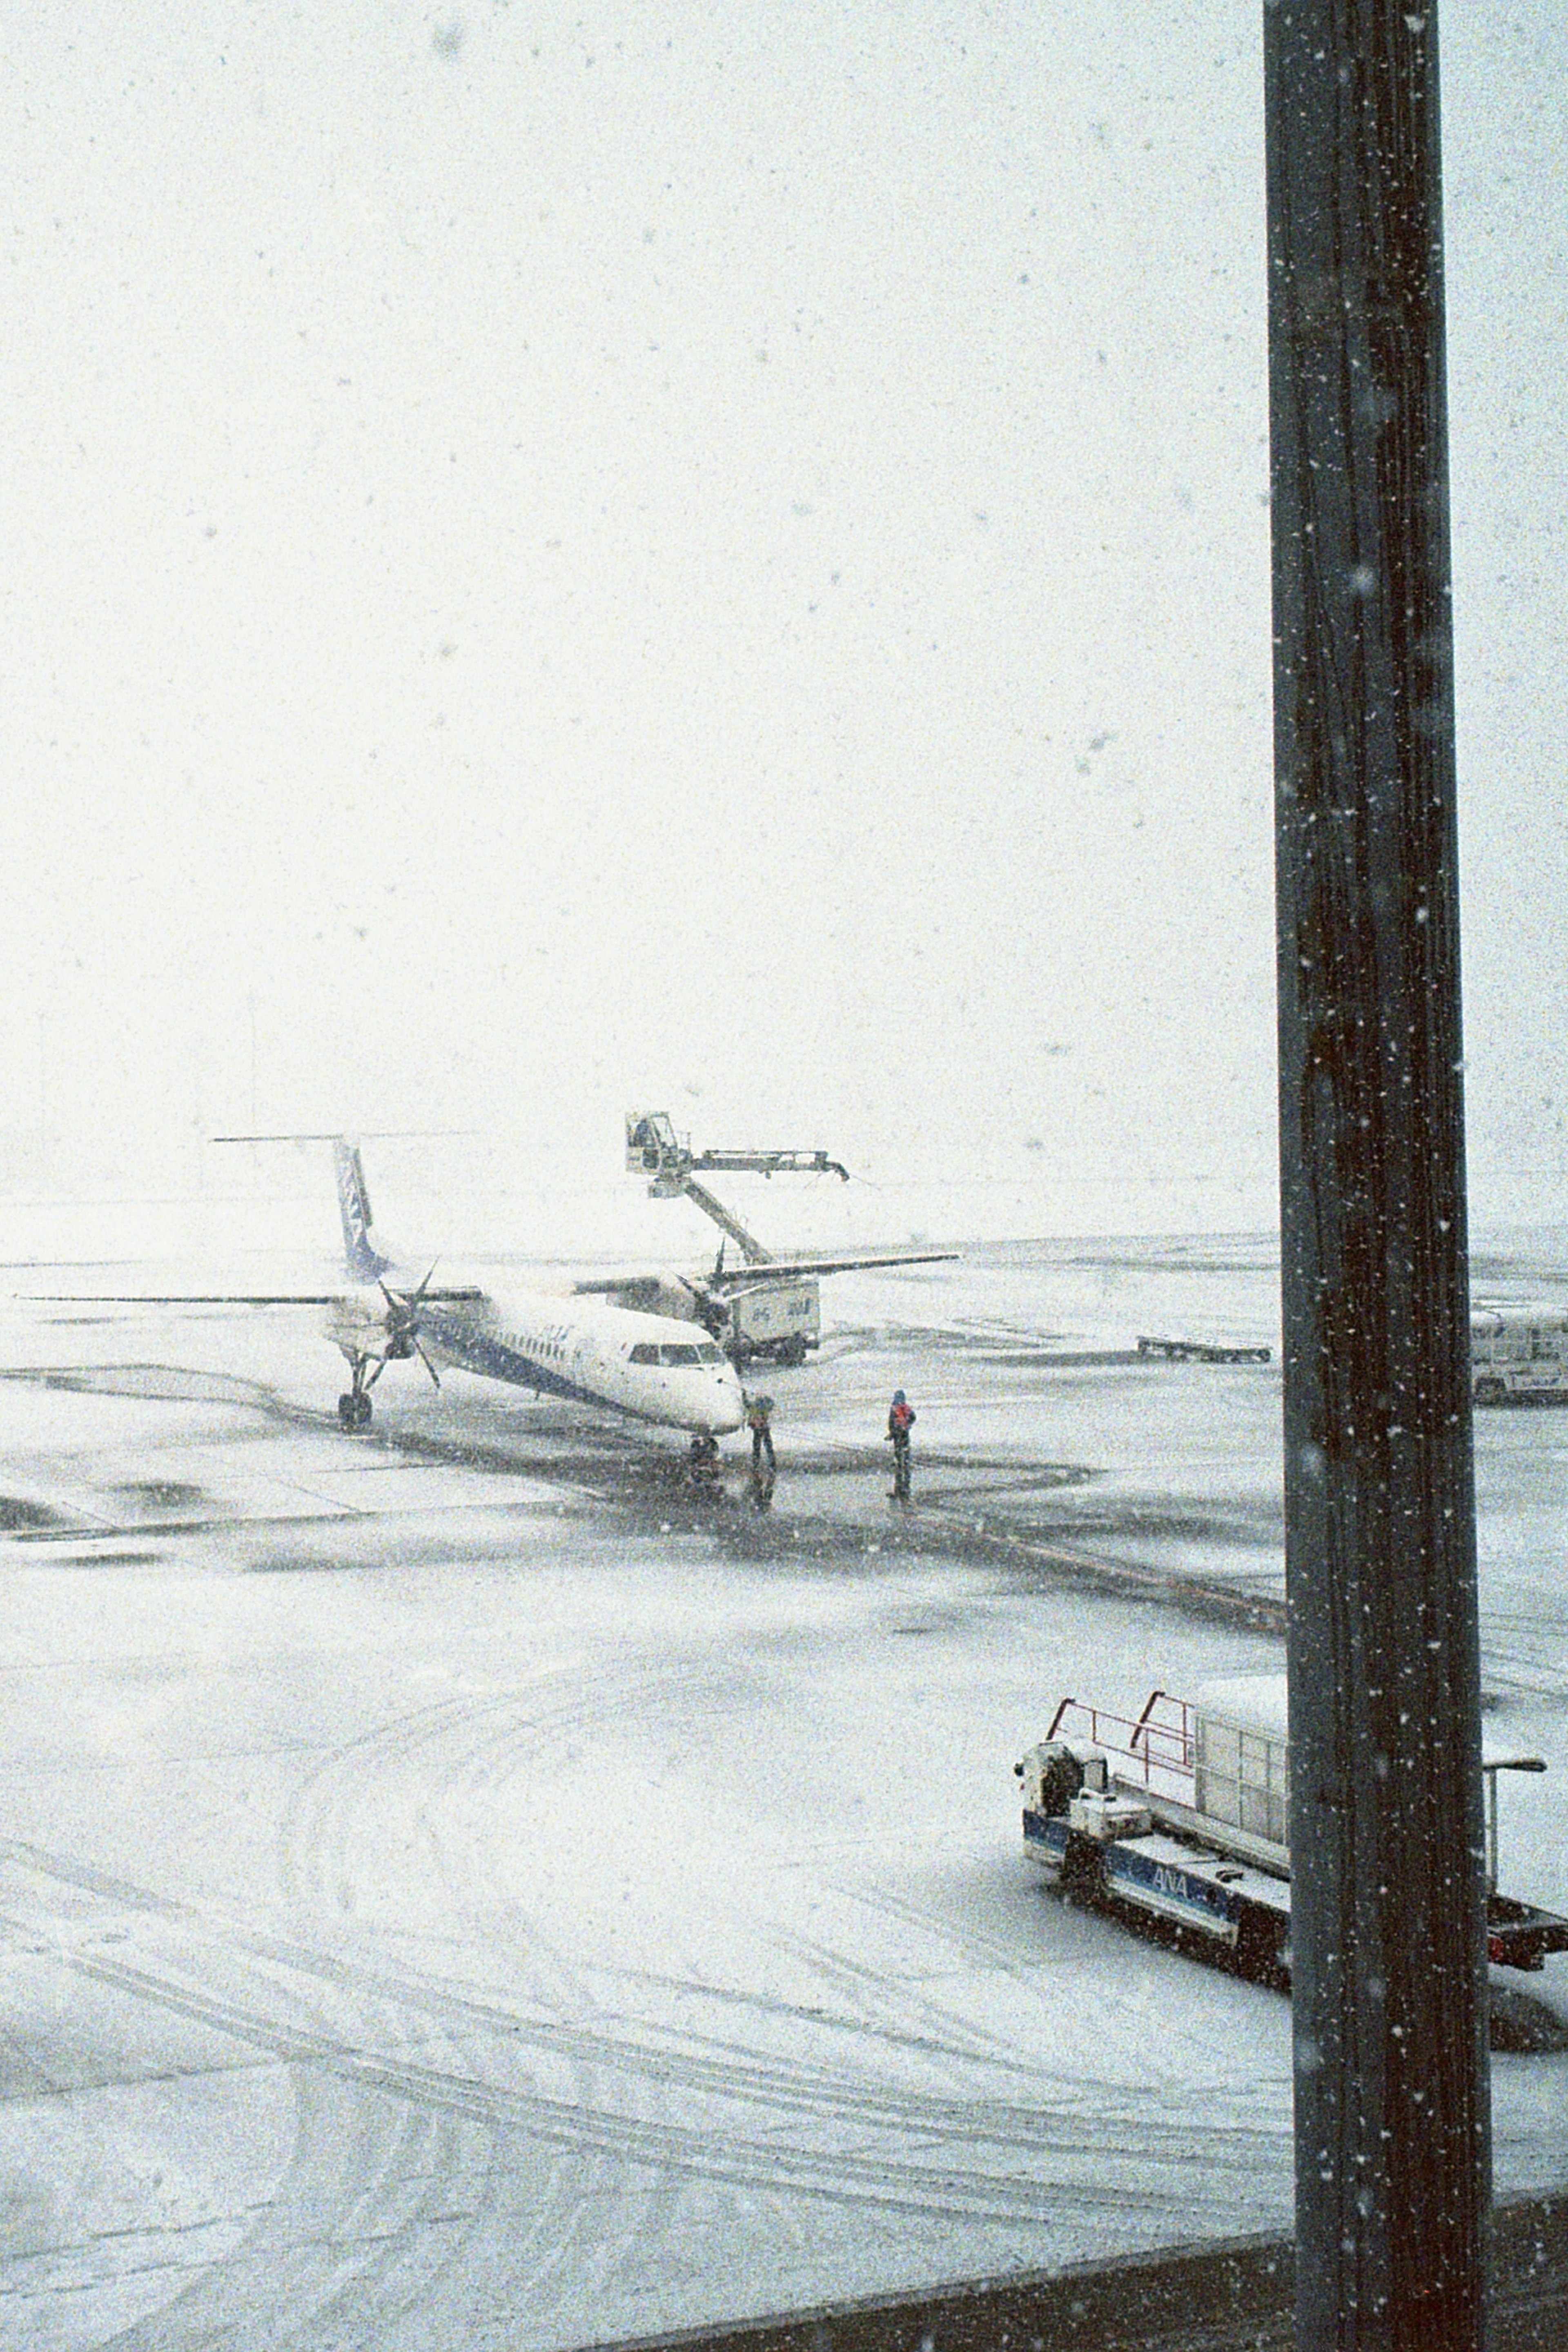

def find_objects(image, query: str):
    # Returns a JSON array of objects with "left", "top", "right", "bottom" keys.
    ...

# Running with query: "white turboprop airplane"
[{"left": 28, "top": 1138, "right": 746, "bottom": 1447}]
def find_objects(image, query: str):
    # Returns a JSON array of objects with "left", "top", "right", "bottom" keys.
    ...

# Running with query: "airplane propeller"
[{"left": 379, "top": 1265, "right": 443, "bottom": 1387}]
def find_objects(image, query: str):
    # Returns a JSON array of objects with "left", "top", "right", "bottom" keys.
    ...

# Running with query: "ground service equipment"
[
  {"left": 1015, "top": 1677, "right": 1568, "bottom": 1981},
  {"left": 623, "top": 1111, "right": 840, "bottom": 1364},
  {"left": 1471, "top": 1311, "right": 1568, "bottom": 1406},
  {"left": 618, "top": 1111, "right": 953, "bottom": 1367},
  {"left": 1136, "top": 1336, "right": 1272, "bottom": 1364}
]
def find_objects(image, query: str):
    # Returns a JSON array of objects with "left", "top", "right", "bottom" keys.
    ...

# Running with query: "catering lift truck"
[
  {"left": 624, "top": 1112, "right": 847, "bottom": 1367},
  {"left": 1015, "top": 1676, "right": 1568, "bottom": 1986}
]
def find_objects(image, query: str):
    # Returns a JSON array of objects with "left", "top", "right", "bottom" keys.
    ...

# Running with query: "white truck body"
[
  {"left": 1471, "top": 1310, "right": 1568, "bottom": 1405},
  {"left": 719, "top": 1276, "right": 821, "bottom": 1365}
]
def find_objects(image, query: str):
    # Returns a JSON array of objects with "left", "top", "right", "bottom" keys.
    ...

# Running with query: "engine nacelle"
[{"left": 326, "top": 1285, "right": 396, "bottom": 1359}]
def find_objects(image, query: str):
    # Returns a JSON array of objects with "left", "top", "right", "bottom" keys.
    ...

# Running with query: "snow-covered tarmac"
[{"left": 1, "top": 1241, "right": 1565, "bottom": 2350}]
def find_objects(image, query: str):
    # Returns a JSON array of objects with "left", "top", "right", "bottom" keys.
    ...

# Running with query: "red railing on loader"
[{"left": 1045, "top": 1689, "right": 1197, "bottom": 1803}]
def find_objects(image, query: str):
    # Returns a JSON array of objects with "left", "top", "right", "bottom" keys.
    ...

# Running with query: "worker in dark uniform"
[
  {"left": 887, "top": 1388, "right": 915, "bottom": 1501},
  {"left": 744, "top": 1391, "right": 776, "bottom": 1475}
]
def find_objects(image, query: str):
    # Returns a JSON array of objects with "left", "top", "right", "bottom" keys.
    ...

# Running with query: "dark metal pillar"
[{"left": 1263, "top": 4, "right": 1491, "bottom": 2347}]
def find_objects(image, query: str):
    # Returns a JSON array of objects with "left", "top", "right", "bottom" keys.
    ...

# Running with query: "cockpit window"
[
  {"left": 629, "top": 1342, "right": 659, "bottom": 1364},
  {"left": 695, "top": 1343, "right": 724, "bottom": 1363},
  {"left": 659, "top": 1343, "right": 702, "bottom": 1366}
]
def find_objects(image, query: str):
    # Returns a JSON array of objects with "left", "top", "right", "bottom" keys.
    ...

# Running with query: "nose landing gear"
[
  {"left": 688, "top": 1430, "right": 721, "bottom": 1482},
  {"left": 338, "top": 1355, "right": 379, "bottom": 1430},
  {"left": 334, "top": 1296, "right": 442, "bottom": 1432}
]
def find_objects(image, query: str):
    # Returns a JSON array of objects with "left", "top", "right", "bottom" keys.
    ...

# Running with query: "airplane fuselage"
[{"left": 331, "top": 1281, "right": 744, "bottom": 1435}]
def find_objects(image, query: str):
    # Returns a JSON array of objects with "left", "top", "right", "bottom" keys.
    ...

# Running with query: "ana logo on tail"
[{"left": 334, "top": 1140, "right": 391, "bottom": 1281}]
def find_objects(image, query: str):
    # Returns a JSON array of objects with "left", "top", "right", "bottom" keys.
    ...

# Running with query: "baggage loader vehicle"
[{"left": 1015, "top": 1675, "right": 1568, "bottom": 1982}]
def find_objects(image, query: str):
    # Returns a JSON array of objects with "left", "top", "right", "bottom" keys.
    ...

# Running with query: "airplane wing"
[
  {"left": 574, "top": 1250, "right": 955, "bottom": 1304},
  {"left": 708, "top": 1249, "right": 957, "bottom": 1284},
  {"left": 18, "top": 1289, "right": 487, "bottom": 1305}
]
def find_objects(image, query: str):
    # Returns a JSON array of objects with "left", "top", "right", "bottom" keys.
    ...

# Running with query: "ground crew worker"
[
  {"left": 887, "top": 1388, "right": 915, "bottom": 1500},
  {"left": 745, "top": 1391, "right": 776, "bottom": 1475}
]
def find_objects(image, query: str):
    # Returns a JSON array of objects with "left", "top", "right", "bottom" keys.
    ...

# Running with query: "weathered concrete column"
[{"left": 1263, "top": 3, "right": 1491, "bottom": 2346}]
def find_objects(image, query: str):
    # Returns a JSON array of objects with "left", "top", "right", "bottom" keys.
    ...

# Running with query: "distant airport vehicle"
[
  {"left": 1471, "top": 1310, "right": 1568, "bottom": 1406},
  {"left": 25, "top": 1138, "right": 745, "bottom": 1446},
  {"left": 1136, "top": 1335, "right": 1272, "bottom": 1364},
  {"left": 585, "top": 1111, "right": 955, "bottom": 1366},
  {"left": 1015, "top": 1677, "right": 1568, "bottom": 1981}
]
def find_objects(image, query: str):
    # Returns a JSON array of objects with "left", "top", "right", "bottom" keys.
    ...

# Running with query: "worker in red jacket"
[{"left": 887, "top": 1389, "right": 915, "bottom": 1500}]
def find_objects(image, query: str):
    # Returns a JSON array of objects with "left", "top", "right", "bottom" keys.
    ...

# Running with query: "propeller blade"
[
  {"left": 379, "top": 1266, "right": 437, "bottom": 1316},
  {"left": 415, "top": 1341, "right": 441, "bottom": 1388},
  {"left": 378, "top": 1267, "right": 439, "bottom": 1359}
]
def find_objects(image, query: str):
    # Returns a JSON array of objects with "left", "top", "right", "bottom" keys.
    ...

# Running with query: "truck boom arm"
[
  {"left": 677, "top": 1176, "right": 773, "bottom": 1266},
  {"left": 687, "top": 1148, "right": 849, "bottom": 1180},
  {"left": 627, "top": 1111, "right": 846, "bottom": 1264}
]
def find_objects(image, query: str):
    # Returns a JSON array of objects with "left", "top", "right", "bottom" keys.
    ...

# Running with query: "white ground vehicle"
[
  {"left": 1471, "top": 1310, "right": 1568, "bottom": 1405},
  {"left": 1016, "top": 1676, "right": 1568, "bottom": 1980},
  {"left": 709, "top": 1276, "right": 821, "bottom": 1367},
  {"left": 597, "top": 1111, "right": 953, "bottom": 1368}
]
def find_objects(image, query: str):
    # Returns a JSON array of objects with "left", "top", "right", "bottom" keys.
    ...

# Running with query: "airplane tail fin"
[
  {"left": 213, "top": 1131, "right": 433, "bottom": 1283},
  {"left": 335, "top": 1140, "right": 392, "bottom": 1281}
]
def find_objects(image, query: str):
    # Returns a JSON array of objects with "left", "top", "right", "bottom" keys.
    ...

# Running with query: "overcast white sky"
[{"left": 2, "top": 4, "right": 1563, "bottom": 1235}]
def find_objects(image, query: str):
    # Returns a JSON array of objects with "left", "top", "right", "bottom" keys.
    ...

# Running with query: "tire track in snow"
[
  {"left": 266, "top": 1666, "right": 1290, "bottom": 2245},
  {"left": 30, "top": 1937, "right": 1248, "bottom": 2233},
  {"left": 2, "top": 1642, "right": 1297, "bottom": 2338},
  {"left": 0, "top": 1882, "right": 502, "bottom": 2352}
]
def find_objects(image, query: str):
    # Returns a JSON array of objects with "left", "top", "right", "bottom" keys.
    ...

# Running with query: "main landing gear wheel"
[{"left": 338, "top": 1389, "right": 373, "bottom": 1431}]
